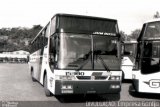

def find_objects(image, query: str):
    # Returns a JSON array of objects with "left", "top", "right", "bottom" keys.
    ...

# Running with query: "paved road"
[{"left": 0, "top": 64, "right": 160, "bottom": 107}]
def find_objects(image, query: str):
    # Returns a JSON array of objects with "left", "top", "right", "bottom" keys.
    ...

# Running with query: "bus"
[
  {"left": 29, "top": 14, "right": 122, "bottom": 96},
  {"left": 132, "top": 18, "right": 160, "bottom": 93},
  {"left": 121, "top": 41, "right": 137, "bottom": 80}
]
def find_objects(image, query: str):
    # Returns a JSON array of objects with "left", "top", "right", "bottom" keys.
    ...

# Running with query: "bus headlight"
[
  {"left": 67, "top": 85, "right": 72, "bottom": 89},
  {"left": 110, "top": 85, "right": 120, "bottom": 89},
  {"left": 111, "top": 76, "right": 115, "bottom": 80},
  {"left": 61, "top": 85, "right": 73, "bottom": 89},
  {"left": 61, "top": 84, "right": 73, "bottom": 94},
  {"left": 116, "top": 76, "right": 120, "bottom": 80},
  {"left": 55, "top": 75, "right": 76, "bottom": 80},
  {"left": 110, "top": 76, "right": 120, "bottom": 80},
  {"left": 62, "top": 85, "right": 67, "bottom": 89}
]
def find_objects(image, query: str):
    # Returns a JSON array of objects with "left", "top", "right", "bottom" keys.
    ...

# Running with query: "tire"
[
  {"left": 31, "top": 71, "right": 36, "bottom": 82},
  {"left": 44, "top": 75, "right": 52, "bottom": 97}
]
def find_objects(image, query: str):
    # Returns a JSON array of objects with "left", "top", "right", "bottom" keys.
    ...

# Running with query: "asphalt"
[{"left": 0, "top": 63, "right": 160, "bottom": 107}]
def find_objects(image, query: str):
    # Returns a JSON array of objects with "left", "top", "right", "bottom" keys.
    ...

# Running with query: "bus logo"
[
  {"left": 66, "top": 72, "right": 85, "bottom": 76},
  {"left": 144, "top": 79, "right": 160, "bottom": 88}
]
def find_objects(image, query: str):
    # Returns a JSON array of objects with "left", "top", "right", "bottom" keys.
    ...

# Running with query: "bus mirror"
[
  {"left": 49, "top": 55, "right": 54, "bottom": 63},
  {"left": 117, "top": 33, "right": 121, "bottom": 38}
]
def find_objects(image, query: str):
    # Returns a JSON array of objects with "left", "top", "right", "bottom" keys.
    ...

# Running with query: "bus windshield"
[
  {"left": 141, "top": 41, "right": 160, "bottom": 74},
  {"left": 58, "top": 33, "right": 120, "bottom": 70},
  {"left": 123, "top": 43, "right": 137, "bottom": 63},
  {"left": 143, "top": 21, "right": 160, "bottom": 40}
]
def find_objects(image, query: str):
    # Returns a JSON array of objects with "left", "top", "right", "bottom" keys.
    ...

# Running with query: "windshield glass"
[
  {"left": 58, "top": 33, "right": 120, "bottom": 70},
  {"left": 123, "top": 43, "right": 137, "bottom": 63},
  {"left": 143, "top": 21, "right": 160, "bottom": 40},
  {"left": 141, "top": 41, "right": 160, "bottom": 74},
  {"left": 58, "top": 15, "right": 117, "bottom": 34}
]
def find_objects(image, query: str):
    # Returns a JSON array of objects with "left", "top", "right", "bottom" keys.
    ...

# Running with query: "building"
[{"left": 0, "top": 50, "right": 30, "bottom": 63}]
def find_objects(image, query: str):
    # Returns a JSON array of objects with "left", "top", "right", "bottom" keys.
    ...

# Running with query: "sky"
[{"left": 0, "top": 0, "right": 160, "bottom": 34}]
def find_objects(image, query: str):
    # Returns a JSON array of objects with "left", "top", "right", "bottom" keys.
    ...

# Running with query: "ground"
[{"left": 0, "top": 64, "right": 159, "bottom": 107}]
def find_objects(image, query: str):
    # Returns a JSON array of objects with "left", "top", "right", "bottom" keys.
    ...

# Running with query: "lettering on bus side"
[
  {"left": 92, "top": 32, "right": 116, "bottom": 36},
  {"left": 144, "top": 79, "right": 160, "bottom": 88},
  {"left": 66, "top": 72, "right": 85, "bottom": 76}
]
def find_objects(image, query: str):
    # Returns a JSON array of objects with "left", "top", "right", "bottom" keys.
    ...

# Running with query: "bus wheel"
[
  {"left": 31, "top": 71, "right": 36, "bottom": 82},
  {"left": 44, "top": 75, "right": 52, "bottom": 97}
]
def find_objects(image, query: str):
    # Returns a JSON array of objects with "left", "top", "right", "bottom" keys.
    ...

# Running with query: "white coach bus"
[
  {"left": 29, "top": 14, "right": 122, "bottom": 96},
  {"left": 132, "top": 18, "right": 160, "bottom": 93},
  {"left": 121, "top": 41, "right": 137, "bottom": 80}
]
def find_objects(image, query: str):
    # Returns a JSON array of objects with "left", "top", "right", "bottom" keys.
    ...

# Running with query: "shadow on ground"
[
  {"left": 55, "top": 94, "right": 120, "bottom": 103},
  {"left": 129, "top": 85, "right": 160, "bottom": 100}
]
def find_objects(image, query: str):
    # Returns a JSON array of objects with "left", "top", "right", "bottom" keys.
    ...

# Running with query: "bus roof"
[
  {"left": 52, "top": 13, "right": 118, "bottom": 22},
  {"left": 31, "top": 13, "right": 118, "bottom": 44},
  {"left": 144, "top": 18, "right": 160, "bottom": 24}
]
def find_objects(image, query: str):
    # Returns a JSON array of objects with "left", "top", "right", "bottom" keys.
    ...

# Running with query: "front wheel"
[{"left": 44, "top": 75, "right": 52, "bottom": 97}]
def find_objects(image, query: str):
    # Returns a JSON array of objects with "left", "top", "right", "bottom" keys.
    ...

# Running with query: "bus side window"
[
  {"left": 55, "top": 36, "right": 60, "bottom": 61},
  {"left": 50, "top": 37, "right": 55, "bottom": 62},
  {"left": 49, "top": 35, "right": 58, "bottom": 67}
]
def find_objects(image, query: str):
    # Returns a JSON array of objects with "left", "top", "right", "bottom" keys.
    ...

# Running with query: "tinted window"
[
  {"left": 59, "top": 16, "right": 117, "bottom": 34},
  {"left": 141, "top": 41, "right": 160, "bottom": 74},
  {"left": 143, "top": 21, "right": 160, "bottom": 40}
]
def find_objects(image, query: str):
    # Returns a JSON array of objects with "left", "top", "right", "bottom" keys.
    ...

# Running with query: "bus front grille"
[{"left": 76, "top": 76, "right": 107, "bottom": 80}]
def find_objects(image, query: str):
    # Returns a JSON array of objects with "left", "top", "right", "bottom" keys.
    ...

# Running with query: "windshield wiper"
[
  {"left": 94, "top": 50, "right": 110, "bottom": 72},
  {"left": 76, "top": 51, "right": 92, "bottom": 71},
  {"left": 76, "top": 50, "right": 110, "bottom": 72},
  {"left": 96, "top": 55, "right": 110, "bottom": 72}
]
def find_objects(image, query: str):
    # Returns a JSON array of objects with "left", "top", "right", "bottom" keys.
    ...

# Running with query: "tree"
[
  {"left": 32, "top": 25, "right": 42, "bottom": 30},
  {"left": 0, "top": 25, "right": 43, "bottom": 52},
  {"left": 120, "top": 31, "right": 128, "bottom": 41},
  {"left": 28, "top": 25, "right": 43, "bottom": 39},
  {"left": 153, "top": 11, "right": 160, "bottom": 18},
  {"left": 130, "top": 29, "right": 141, "bottom": 40}
]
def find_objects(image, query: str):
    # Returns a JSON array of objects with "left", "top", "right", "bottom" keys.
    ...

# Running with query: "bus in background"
[
  {"left": 132, "top": 18, "right": 160, "bottom": 93},
  {"left": 29, "top": 14, "right": 122, "bottom": 96},
  {"left": 121, "top": 41, "right": 137, "bottom": 80}
]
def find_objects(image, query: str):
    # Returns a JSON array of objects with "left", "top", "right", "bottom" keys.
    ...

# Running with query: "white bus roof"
[{"left": 144, "top": 18, "right": 160, "bottom": 24}]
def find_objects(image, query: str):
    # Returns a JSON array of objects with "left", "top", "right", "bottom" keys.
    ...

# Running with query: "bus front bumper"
[{"left": 55, "top": 80, "right": 121, "bottom": 95}]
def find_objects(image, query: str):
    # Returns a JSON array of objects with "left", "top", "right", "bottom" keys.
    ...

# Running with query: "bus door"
[
  {"left": 135, "top": 41, "right": 160, "bottom": 93},
  {"left": 141, "top": 41, "right": 160, "bottom": 74},
  {"left": 49, "top": 36, "right": 56, "bottom": 71}
]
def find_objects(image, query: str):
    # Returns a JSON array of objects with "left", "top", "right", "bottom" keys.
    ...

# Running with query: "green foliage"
[
  {"left": 0, "top": 25, "right": 43, "bottom": 52},
  {"left": 120, "top": 31, "right": 128, "bottom": 41},
  {"left": 153, "top": 11, "right": 160, "bottom": 18},
  {"left": 120, "top": 29, "right": 141, "bottom": 41},
  {"left": 130, "top": 29, "right": 141, "bottom": 40},
  {"left": 0, "top": 24, "right": 141, "bottom": 52}
]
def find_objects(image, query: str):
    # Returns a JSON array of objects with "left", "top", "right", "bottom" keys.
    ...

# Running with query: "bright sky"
[{"left": 0, "top": 0, "right": 160, "bottom": 34}]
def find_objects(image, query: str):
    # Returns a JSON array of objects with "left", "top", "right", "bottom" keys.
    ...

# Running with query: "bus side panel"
[
  {"left": 29, "top": 50, "right": 42, "bottom": 81},
  {"left": 37, "top": 49, "right": 43, "bottom": 81},
  {"left": 40, "top": 46, "right": 48, "bottom": 85},
  {"left": 133, "top": 71, "right": 160, "bottom": 93},
  {"left": 39, "top": 45, "right": 56, "bottom": 95},
  {"left": 121, "top": 57, "right": 134, "bottom": 79}
]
